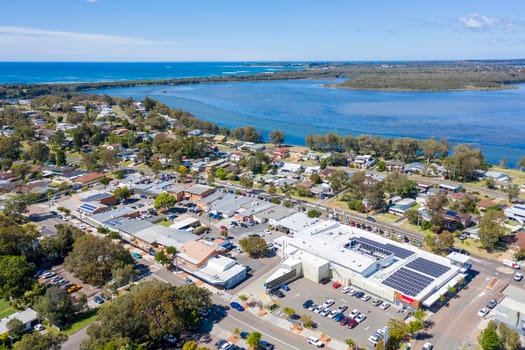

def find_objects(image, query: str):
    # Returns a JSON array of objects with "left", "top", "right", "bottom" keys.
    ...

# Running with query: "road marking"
[
  {"left": 227, "top": 314, "right": 304, "bottom": 350},
  {"left": 365, "top": 326, "right": 370, "bottom": 331},
  {"left": 294, "top": 293, "right": 301, "bottom": 298},
  {"left": 339, "top": 298, "right": 346, "bottom": 303}
]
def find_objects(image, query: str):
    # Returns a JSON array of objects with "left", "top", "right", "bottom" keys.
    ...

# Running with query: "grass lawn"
[
  {"left": 158, "top": 219, "right": 172, "bottom": 227},
  {"left": 376, "top": 213, "right": 403, "bottom": 223},
  {"left": 0, "top": 298, "right": 16, "bottom": 319},
  {"left": 454, "top": 238, "right": 505, "bottom": 259},
  {"left": 62, "top": 308, "right": 100, "bottom": 335}
]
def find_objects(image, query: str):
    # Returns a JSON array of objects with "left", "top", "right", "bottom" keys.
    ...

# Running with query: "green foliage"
[
  {"left": 2, "top": 193, "right": 36, "bottom": 223},
  {"left": 307, "top": 209, "right": 321, "bottom": 218},
  {"left": 505, "top": 184, "right": 520, "bottom": 203},
  {"left": 478, "top": 326, "right": 502, "bottom": 350},
  {"left": 376, "top": 160, "right": 386, "bottom": 172},
  {"left": 295, "top": 185, "right": 312, "bottom": 197},
  {"left": 36, "top": 286, "right": 76, "bottom": 328},
  {"left": 443, "top": 144, "right": 487, "bottom": 182},
  {"left": 0, "top": 255, "right": 35, "bottom": 298},
  {"left": 246, "top": 332, "right": 262, "bottom": 349},
  {"left": 13, "top": 332, "right": 68, "bottom": 350},
  {"left": 406, "top": 319, "right": 424, "bottom": 335},
  {"left": 40, "top": 224, "right": 84, "bottom": 257},
  {"left": 329, "top": 169, "right": 350, "bottom": 193},
  {"left": 300, "top": 314, "right": 314, "bottom": 329},
  {"left": 84, "top": 281, "right": 211, "bottom": 350},
  {"left": 283, "top": 307, "right": 295, "bottom": 317},
  {"left": 515, "top": 248, "right": 525, "bottom": 261},
  {"left": 269, "top": 130, "right": 285, "bottom": 145},
  {"left": 154, "top": 192, "right": 177, "bottom": 210},
  {"left": 270, "top": 197, "right": 281, "bottom": 204},
  {"left": 478, "top": 209, "right": 506, "bottom": 251},
  {"left": 64, "top": 235, "right": 134, "bottom": 286},
  {"left": 6, "top": 318, "right": 24, "bottom": 336},
  {"left": 497, "top": 322, "right": 522, "bottom": 350},
  {"left": 239, "top": 175, "right": 253, "bottom": 189},
  {"left": 112, "top": 187, "right": 132, "bottom": 202},
  {"left": 424, "top": 231, "right": 454, "bottom": 255},
  {"left": 215, "top": 167, "right": 229, "bottom": 180},
  {"left": 155, "top": 250, "right": 170, "bottom": 266},
  {"left": 239, "top": 237, "right": 268, "bottom": 258}
]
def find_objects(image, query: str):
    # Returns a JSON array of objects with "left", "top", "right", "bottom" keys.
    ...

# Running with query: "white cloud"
[
  {"left": 458, "top": 13, "right": 498, "bottom": 30},
  {"left": 85, "top": 0, "right": 97, "bottom": 3},
  {"left": 0, "top": 26, "right": 178, "bottom": 46}
]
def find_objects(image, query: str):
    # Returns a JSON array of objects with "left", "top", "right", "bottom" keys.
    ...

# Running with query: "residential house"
[
  {"left": 504, "top": 205, "right": 525, "bottom": 225},
  {"left": 388, "top": 198, "right": 417, "bottom": 216},
  {"left": 73, "top": 173, "right": 106, "bottom": 186},
  {"left": 404, "top": 162, "right": 426, "bottom": 175},
  {"left": 353, "top": 155, "right": 375, "bottom": 168},
  {"left": 0, "top": 308, "right": 39, "bottom": 335},
  {"left": 184, "top": 184, "right": 215, "bottom": 203},
  {"left": 230, "top": 152, "right": 244, "bottom": 162},
  {"left": 272, "top": 147, "right": 290, "bottom": 159},
  {"left": 439, "top": 183, "right": 463, "bottom": 194},
  {"left": 385, "top": 160, "right": 404, "bottom": 172},
  {"left": 484, "top": 171, "right": 511, "bottom": 182},
  {"left": 213, "top": 135, "right": 227, "bottom": 143},
  {"left": 249, "top": 143, "right": 266, "bottom": 152},
  {"left": 279, "top": 162, "right": 304, "bottom": 174}
]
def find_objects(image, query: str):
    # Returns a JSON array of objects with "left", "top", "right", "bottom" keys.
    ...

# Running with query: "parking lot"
[{"left": 268, "top": 277, "right": 403, "bottom": 348}]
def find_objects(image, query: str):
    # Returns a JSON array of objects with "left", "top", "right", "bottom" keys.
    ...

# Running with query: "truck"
[{"left": 503, "top": 259, "right": 520, "bottom": 269}]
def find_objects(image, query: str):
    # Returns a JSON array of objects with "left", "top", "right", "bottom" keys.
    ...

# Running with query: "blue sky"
[{"left": 1, "top": 0, "right": 524, "bottom": 61}]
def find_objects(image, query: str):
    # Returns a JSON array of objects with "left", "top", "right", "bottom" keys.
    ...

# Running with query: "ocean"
[
  {"left": 0, "top": 62, "right": 299, "bottom": 84},
  {"left": 92, "top": 79, "right": 525, "bottom": 167}
]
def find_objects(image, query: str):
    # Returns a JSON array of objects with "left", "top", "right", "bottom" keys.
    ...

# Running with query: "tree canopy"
[
  {"left": 239, "top": 237, "right": 268, "bottom": 258},
  {"left": 83, "top": 281, "right": 211, "bottom": 349},
  {"left": 35, "top": 286, "right": 76, "bottom": 327},
  {"left": 154, "top": 192, "right": 177, "bottom": 210},
  {"left": 478, "top": 209, "right": 506, "bottom": 251},
  {"left": 64, "top": 235, "right": 134, "bottom": 286}
]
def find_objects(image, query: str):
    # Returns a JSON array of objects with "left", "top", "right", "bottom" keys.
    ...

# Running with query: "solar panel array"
[
  {"left": 405, "top": 257, "right": 450, "bottom": 278},
  {"left": 355, "top": 237, "right": 414, "bottom": 259},
  {"left": 384, "top": 243, "right": 414, "bottom": 259},
  {"left": 79, "top": 203, "right": 97, "bottom": 212},
  {"left": 382, "top": 267, "right": 434, "bottom": 296}
]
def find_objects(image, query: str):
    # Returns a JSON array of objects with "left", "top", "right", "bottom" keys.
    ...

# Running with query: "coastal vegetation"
[{"left": 2, "top": 60, "right": 525, "bottom": 100}]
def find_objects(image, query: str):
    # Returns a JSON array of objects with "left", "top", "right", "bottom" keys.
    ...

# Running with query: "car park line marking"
[
  {"left": 227, "top": 314, "right": 303, "bottom": 350},
  {"left": 364, "top": 326, "right": 370, "bottom": 331},
  {"left": 294, "top": 293, "right": 301, "bottom": 298},
  {"left": 339, "top": 298, "right": 346, "bottom": 303}
]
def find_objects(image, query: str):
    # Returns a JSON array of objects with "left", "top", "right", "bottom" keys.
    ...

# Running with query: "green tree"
[
  {"left": 345, "top": 339, "right": 357, "bottom": 350},
  {"left": 239, "top": 175, "right": 253, "bottom": 189},
  {"left": 269, "top": 130, "right": 285, "bottom": 145},
  {"left": 13, "top": 332, "right": 68, "bottom": 350},
  {"left": 10, "top": 163, "right": 31, "bottom": 179},
  {"left": 283, "top": 307, "right": 295, "bottom": 318},
  {"left": 55, "top": 149, "right": 66, "bottom": 166},
  {"left": 329, "top": 170, "right": 350, "bottom": 193},
  {"left": 478, "top": 326, "right": 502, "bottom": 350},
  {"left": 307, "top": 209, "right": 322, "bottom": 218},
  {"left": 505, "top": 184, "right": 520, "bottom": 203},
  {"left": 113, "top": 187, "right": 132, "bottom": 203},
  {"left": 28, "top": 142, "right": 49, "bottom": 163},
  {"left": 386, "top": 318, "right": 407, "bottom": 350},
  {"left": 300, "top": 314, "right": 314, "bottom": 329},
  {"left": 155, "top": 250, "right": 170, "bottom": 266},
  {"left": 64, "top": 235, "right": 134, "bottom": 286},
  {"left": 243, "top": 126, "right": 262, "bottom": 143},
  {"left": 518, "top": 156, "right": 525, "bottom": 169},
  {"left": 35, "top": 286, "right": 75, "bottom": 328},
  {"left": 406, "top": 319, "right": 424, "bottom": 336},
  {"left": 443, "top": 144, "right": 487, "bottom": 182},
  {"left": 98, "top": 148, "right": 119, "bottom": 171},
  {"left": 2, "top": 193, "right": 35, "bottom": 223},
  {"left": 239, "top": 237, "right": 268, "bottom": 258},
  {"left": 246, "top": 332, "right": 262, "bottom": 349},
  {"left": 154, "top": 192, "right": 177, "bottom": 211},
  {"left": 478, "top": 209, "right": 506, "bottom": 251},
  {"left": 215, "top": 167, "right": 229, "bottom": 180},
  {"left": 0, "top": 255, "right": 35, "bottom": 298},
  {"left": 497, "top": 322, "right": 521, "bottom": 350},
  {"left": 7, "top": 318, "right": 24, "bottom": 336}
]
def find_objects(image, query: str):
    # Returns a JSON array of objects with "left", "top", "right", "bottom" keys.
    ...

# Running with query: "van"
[{"left": 503, "top": 259, "right": 520, "bottom": 269}]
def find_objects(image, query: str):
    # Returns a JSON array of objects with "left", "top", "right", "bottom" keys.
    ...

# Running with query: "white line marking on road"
[
  {"left": 339, "top": 298, "right": 346, "bottom": 303},
  {"left": 228, "top": 314, "right": 303, "bottom": 350},
  {"left": 294, "top": 293, "right": 301, "bottom": 298},
  {"left": 365, "top": 326, "right": 370, "bottom": 331}
]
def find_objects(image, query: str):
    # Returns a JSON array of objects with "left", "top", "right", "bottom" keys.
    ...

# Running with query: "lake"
[{"left": 93, "top": 79, "right": 525, "bottom": 167}]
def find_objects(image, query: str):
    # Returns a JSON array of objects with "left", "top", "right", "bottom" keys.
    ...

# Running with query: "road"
[{"left": 62, "top": 327, "right": 88, "bottom": 350}]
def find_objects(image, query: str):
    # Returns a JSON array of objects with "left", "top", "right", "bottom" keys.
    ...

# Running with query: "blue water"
[
  {"left": 0, "top": 62, "right": 300, "bottom": 84},
  {"left": 93, "top": 80, "right": 525, "bottom": 167}
]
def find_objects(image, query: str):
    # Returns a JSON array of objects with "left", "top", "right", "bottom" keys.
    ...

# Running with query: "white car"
[
  {"left": 320, "top": 308, "right": 331, "bottom": 317},
  {"left": 422, "top": 342, "right": 433, "bottom": 350},
  {"left": 355, "top": 313, "right": 367, "bottom": 323},
  {"left": 220, "top": 342, "right": 233, "bottom": 350},
  {"left": 322, "top": 299, "right": 335, "bottom": 308},
  {"left": 307, "top": 336, "right": 324, "bottom": 348},
  {"left": 360, "top": 294, "right": 371, "bottom": 302},
  {"left": 514, "top": 272, "right": 523, "bottom": 281},
  {"left": 368, "top": 335, "right": 379, "bottom": 345},
  {"left": 349, "top": 309, "right": 360, "bottom": 319},
  {"left": 34, "top": 324, "right": 45, "bottom": 332},
  {"left": 478, "top": 308, "right": 489, "bottom": 317},
  {"left": 327, "top": 310, "right": 338, "bottom": 319},
  {"left": 341, "top": 286, "right": 352, "bottom": 293},
  {"left": 379, "top": 302, "right": 390, "bottom": 310},
  {"left": 346, "top": 287, "right": 357, "bottom": 296},
  {"left": 314, "top": 305, "right": 324, "bottom": 314}
]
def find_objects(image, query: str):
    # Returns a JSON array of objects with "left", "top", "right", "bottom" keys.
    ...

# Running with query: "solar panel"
[
  {"left": 353, "top": 237, "right": 414, "bottom": 259},
  {"left": 80, "top": 203, "right": 97, "bottom": 211},
  {"left": 405, "top": 257, "right": 450, "bottom": 278},
  {"left": 384, "top": 243, "right": 414, "bottom": 259},
  {"left": 382, "top": 267, "right": 434, "bottom": 296}
]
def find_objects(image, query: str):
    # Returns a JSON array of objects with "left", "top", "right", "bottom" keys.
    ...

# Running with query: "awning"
[{"left": 422, "top": 273, "right": 466, "bottom": 307}]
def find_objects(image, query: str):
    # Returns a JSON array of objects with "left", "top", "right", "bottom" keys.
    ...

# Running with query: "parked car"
[
  {"left": 339, "top": 316, "right": 349, "bottom": 326},
  {"left": 307, "top": 336, "right": 324, "bottom": 348},
  {"left": 333, "top": 312, "right": 344, "bottom": 322},
  {"left": 368, "top": 335, "right": 379, "bottom": 345},
  {"left": 185, "top": 277, "right": 194, "bottom": 284},
  {"left": 379, "top": 302, "right": 390, "bottom": 310},
  {"left": 355, "top": 313, "right": 367, "bottom": 323},
  {"left": 320, "top": 308, "right": 331, "bottom": 317},
  {"left": 230, "top": 302, "right": 244, "bottom": 311},
  {"left": 240, "top": 332, "right": 249, "bottom": 339},
  {"left": 280, "top": 284, "right": 290, "bottom": 291},
  {"left": 67, "top": 285, "right": 82, "bottom": 294},
  {"left": 270, "top": 289, "right": 284, "bottom": 298},
  {"left": 308, "top": 303, "right": 318, "bottom": 312},
  {"left": 349, "top": 309, "right": 360, "bottom": 319},
  {"left": 319, "top": 278, "right": 330, "bottom": 285},
  {"left": 259, "top": 340, "right": 274, "bottom": 350},
  {"left": 220, "top": 226, "right": 228, "bottom": 231},
  {"left": 486, "top": 299, "right": 497, "bottom": 309},
  {"left": 34, "top": 324, "right": 45, "bottom": 332},
  {"left": 360, "top": 294, "right": 371, "bottom": 302},
  {"left": 422, "top": 342, "right": 433, "bottom": 350},
  {"left": 93, "top": 296, "right": 105, "bottom": 304},
  {"left": 341, "top": 286, "right": 352, "bottom": 293},
  {"left": 346, "top": 318, "right": 358, "bottom": 329},
  {"left": 322, "top": 299, "right": 335, "bottom": 308},
  {"left": 314, "top": 305, "right": 324, "bottom": 314},
  {"left": 332, "top": 281, "right": 341, "bottom": 289},
  {"left": 337, "top": 305, "right": 348, "bottom": 313},
  {"left": 478, "top": 308, "right": 489, "bottom": 317},
  {"left": 132, "top": 252, "right": 142, "bottom": 259},
  {"left": 303, "top": 299, "right": 314, "bottom": 309},
  {"left": 354, "top": 291, "right": 364, "bottom": 298},
  {"left": 372, "top": 298, "right": 382, "bottom": 306},
  {"left": 514, "top": 272, "right": 523, "bottom": 281}
]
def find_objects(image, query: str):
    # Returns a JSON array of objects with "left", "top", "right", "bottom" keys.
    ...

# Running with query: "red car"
[
  {"left": 332, "top": 281, "right": 342, "bottom": 289},
  {"left": 350, "top": 221, "right": 356, "bottom": 227},
  {"left": 339, "top": 316, "right": 349, "bottom": 326},
  {"left": 347, "top": 319, "right": 358, "bottom": 329},
  {"left": 220, "top": 226, "right": 228, "bottom": 231}
]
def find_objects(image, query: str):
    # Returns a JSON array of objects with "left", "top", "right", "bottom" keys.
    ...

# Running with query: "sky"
[{"left": 0, "top": 0, "right": 524, "bottom": 61}]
